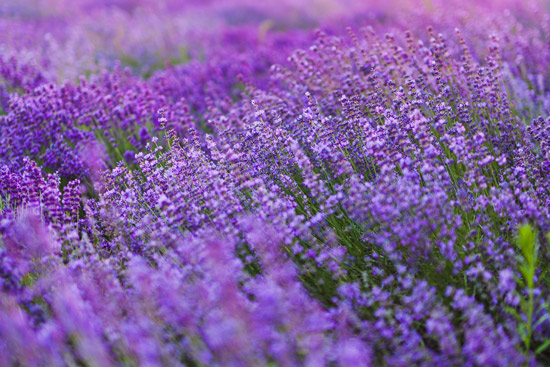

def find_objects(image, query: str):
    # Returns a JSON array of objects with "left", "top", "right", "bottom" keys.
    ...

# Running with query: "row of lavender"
[{"left": 2, "top": 0, "right": 550, "bottom": 366}]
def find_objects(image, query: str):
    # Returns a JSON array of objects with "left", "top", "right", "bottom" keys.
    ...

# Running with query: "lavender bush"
[{"left": 2, "top": 0, "right": 550, "bottom": 366}]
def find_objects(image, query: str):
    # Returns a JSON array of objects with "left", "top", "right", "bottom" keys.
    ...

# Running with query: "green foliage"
[
  {"left": 511, "top": 223, "right": 550, "bottom": 360},
  {"left": 517, "top": 224, "right": 538, "bottom": 354},
  {"left": 0, "top": 194, "right": 9, "bottom": 214}
]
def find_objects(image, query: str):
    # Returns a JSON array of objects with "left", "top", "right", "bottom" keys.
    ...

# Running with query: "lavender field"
[{"left": 1, "top": 0, "right": 550, "bottom": 365}]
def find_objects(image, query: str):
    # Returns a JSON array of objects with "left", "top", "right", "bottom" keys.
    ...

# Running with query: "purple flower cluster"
[{"left": 2, "top": 0, "right": 550, "bottom": 366}]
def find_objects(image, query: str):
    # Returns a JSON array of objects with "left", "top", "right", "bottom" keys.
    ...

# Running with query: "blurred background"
[{"left": 1, "top": 0, "right": 545, "bottom": 82}]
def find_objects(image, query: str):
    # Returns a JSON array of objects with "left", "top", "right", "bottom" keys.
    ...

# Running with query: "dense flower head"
[{"left": 2, "top": 0, "right": 550, "bottom": 366}]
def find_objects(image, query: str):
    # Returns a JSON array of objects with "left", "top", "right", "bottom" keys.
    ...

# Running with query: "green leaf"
[
  {"left": 534, "top": 313, "right": 550, "bottom": 329},
  {"left": 518, "top": 224, "right": 536, "bottom": 262},
  {"left": 535, "top": 339, "right": 550, "bottom": 355}
]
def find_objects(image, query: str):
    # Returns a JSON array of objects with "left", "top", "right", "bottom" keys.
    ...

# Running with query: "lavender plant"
[{"left": 2, "top": 0, "right": 550, "bottom": 366}]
